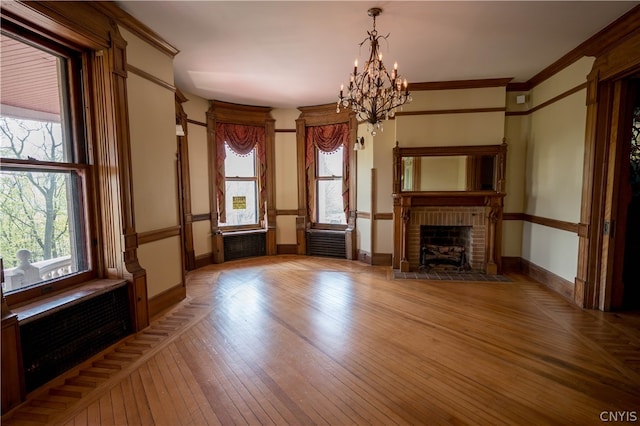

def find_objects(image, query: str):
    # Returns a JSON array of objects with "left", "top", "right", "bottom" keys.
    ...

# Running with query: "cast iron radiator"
[
  {"left": 20, "top": 283, "right": 132, "bottom": 392},
  {"left": 223, "top": 231, "right": 266, "bottom": 261},
  {"left": 306, "top": 230, "right": 346, "bottom": 258}
]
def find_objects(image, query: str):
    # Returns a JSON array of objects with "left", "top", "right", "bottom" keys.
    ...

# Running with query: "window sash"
[
  {"left": 314, "top": 147, "right": 346, "bottom": 227},
  {"left": 0, "top": 31, "right": 95, "bottom": 305}
]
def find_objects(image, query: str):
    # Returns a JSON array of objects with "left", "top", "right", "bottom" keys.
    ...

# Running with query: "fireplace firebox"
[{"left": 420, "top": 226, "right": 472, "bottom": 271}]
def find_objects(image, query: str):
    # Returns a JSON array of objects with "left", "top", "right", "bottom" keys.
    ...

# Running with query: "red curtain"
[
  {"left": 305, "top": 123, "right": 350, "bottom": 223},
  {"left": 215, "top": 122, "right": 266, "bottom": 224}
]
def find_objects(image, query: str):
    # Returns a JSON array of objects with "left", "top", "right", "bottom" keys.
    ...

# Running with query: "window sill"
[
  {"left": 221, "top": 228, "right": 267, "bottom": 235},
  {"left": 11, "top": 278, "right": 128, "bottom": 325}
]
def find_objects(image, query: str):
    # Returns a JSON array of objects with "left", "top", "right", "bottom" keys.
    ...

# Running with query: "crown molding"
[
  {"left": 91, "top": 1, "right": 179, "bottom": 58},
  {"left": 409, "top": 78, "right": 512, "bottom": 91}
]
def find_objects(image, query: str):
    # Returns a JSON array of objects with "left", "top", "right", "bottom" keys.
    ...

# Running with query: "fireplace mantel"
[{"left": 392, "top": 142, "right": 507, "bottom": 273}]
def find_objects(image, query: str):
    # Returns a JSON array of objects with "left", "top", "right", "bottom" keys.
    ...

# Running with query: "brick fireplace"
[{"left": 408, "top": 207, "right": 486, "bottom": 271}]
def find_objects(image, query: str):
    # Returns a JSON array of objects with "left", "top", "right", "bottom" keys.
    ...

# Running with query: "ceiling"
[{"left": 115, "top": 1, "right": 638, "bottom": 109}]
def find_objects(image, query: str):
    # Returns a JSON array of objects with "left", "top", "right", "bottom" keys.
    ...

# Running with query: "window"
[
  {"left": 316, "top": 146, "right": 347, "bottom": 225},
  {"left": 219, "top": 143, "right": 259, "bottom": 227},
  {"left": 0, "top": 33, "right": 93, "bottom": 296},
  {"left": 304, "top": 122, "right": 350, "bottom": 229}
]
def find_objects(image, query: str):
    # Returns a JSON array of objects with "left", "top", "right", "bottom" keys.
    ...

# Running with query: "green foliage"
[{"left": 0, "top": 117, "right": 70, "bottom": 268}]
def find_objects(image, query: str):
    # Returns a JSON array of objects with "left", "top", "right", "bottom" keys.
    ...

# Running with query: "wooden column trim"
[{"left": 176, "top": 90, "right": 195, "bottom": 271}]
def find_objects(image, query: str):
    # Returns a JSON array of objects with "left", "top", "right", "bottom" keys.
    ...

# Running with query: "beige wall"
[
  {"left": 182, "top": 92, "right": 211, "bottom": 257},
  {"left": 273, "top": 108, "right": 299, "bottom": 246},
  {"left": 121, "top": 26, "right": 182, "bottom": 298},
  {"left": 516, "top": 57, "right": 594, "bottom": 282}
]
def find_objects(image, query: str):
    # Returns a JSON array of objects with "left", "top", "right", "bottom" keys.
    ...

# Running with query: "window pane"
[
  {"left": 317, "top": 179, "right": 346, "bottom": 225},
  {"left": 318, "top": 146, "right": 343, "bottom": 177},
  {"left": 221, "top": 180, "right": 258, "bottom": 226},
  {"left": 0, "top": 34, "right": 71, "bottom": 162},
  {"left": 225, "top": 144, "right": 255, "bottom": 177},
  {"left": 1, "top": 170, "right": 87, "bottom": 293}
]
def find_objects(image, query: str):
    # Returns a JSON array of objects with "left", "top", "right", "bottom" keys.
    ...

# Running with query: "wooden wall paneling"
[
  {"left": 176, "top": 90, "right": 196, "bottom": 270},
  {"left": 107, "top": 26, "right": 149, "bottom": 330},
  {"left": 266, "top": 117, "right": 277, "bottom": 256},
  {"left": 295, "top": 118, "right": 307, "bottom": 255},
  {"left": 1, "top": 312, "right": 25, "bottom": 413},
  {"left": 577, "top": 26, "right": 640, "bottom": 310}
]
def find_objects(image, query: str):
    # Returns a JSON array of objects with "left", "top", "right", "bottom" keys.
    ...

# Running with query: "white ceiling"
[{"left": 115, "top": 1, "right": 638, "bottom": 108}]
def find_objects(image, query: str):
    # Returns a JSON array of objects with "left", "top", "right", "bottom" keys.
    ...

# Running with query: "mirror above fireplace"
[{"left": 393, "top": 141, "right": 507, "bottom": 195}]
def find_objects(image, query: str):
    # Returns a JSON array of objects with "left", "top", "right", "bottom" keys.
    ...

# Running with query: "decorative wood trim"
[
  {"left": 276, "top": 209, "right": 298, "bottom": 216},
  {"left": 503, "top": 212, "right": 579, "bottom": 234},
  {"left": 395, "top": 107, "right": 505, "bottom": 117},
  {"left": 357, "top": 211, "right": 371, "bottom": 219},
  {"left": 192, "top": 213, "right": 212, "bottom": 222},
  {"left": 374, "top": 213, "right": 393, "bottom": 220},
  {"left": 0, "top": 1, "right": 112, "bottom": 50},
  {"left": 395, "top": 143, "right": 506, "bottom": 158},
  {"left": 505, "top": 83, "right": 588, "bottom": 116},
  {"left": 503, "top": 212, "right": 526, "bottom": 221},
  {"left": 372, "top": 253, "right": 393, "bottom": 266},
  {"left": 194, "top": 253, "right": 214, "bottom": 269},
  {"left": 276, "top": 244, "right": 298, "bottom": 255},
  {"left": 187, "top": 118, "right": 207, "bottom": 127},
  {"left": 529, "top": 83, "right": 588, "bottom": 114},
  {"left": 126, "top": 64, "right": 176, "bottom": 92},
  {"left": 501, "top": 256, "right": 523, "bottom": 273},
  {"left": 504, "top": 111, "right": 530, "bottom": 117},
  {"left": 409, "top": 78, "right": 512, "bottom": 91},
  {"left": 521, "top": 258, "right": 574, "bottom": 302},
  {"left": 138, "top": 226, "right": 181, "bottom": 245},
  {"left": 275, "top": 129, "right": 296, "bottom": 133},
  {"left": 506, "top": 82, "right": 532, "bottom": 92},
  {"left": 90, "top": 2, "right": 179, "bottom": 58},
  {"left": 148, "top": 283, "right": 186, "bottom": 319}
]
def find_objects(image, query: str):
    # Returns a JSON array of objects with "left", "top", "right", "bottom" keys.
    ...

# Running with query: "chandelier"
[{"left": 337, "top": 7, "right": 412, "bottom": 136}]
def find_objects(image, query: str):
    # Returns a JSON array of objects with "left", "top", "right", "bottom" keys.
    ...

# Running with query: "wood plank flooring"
[{"left": 3, "top": 255, "right": 640, "bottom": 425}]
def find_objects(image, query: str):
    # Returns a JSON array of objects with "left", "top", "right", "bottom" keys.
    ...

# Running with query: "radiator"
[
  {"left": 20, "top": 284, "right": 132, "bottom": 392},
  {"left": 223, "top": 232, "right": 266, "bottom": 261},
  {"left": 307, "top": 231, "right": 346, "bottom": 258}
]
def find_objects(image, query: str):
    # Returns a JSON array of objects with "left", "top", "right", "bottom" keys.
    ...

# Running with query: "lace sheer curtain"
[
  {"left": 215, "top": 122, "right": 266, "bottom": 224},
  {"left": 305, "top": 123, "right": 350, "bottom": 223}
]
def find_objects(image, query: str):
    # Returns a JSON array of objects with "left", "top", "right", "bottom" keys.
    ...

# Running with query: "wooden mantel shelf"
[{"left": 393, "top": 191, "right": 505, "bottom": 207}]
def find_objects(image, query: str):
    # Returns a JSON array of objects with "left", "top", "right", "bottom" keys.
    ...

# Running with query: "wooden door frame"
[{"left": 576, "top": 30, "right": 640, "bottom": 310}]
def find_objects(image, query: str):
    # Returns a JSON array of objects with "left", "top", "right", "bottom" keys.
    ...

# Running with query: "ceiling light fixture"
[{"left": 337, "top": 7, "right": 412, "bottom": 136}]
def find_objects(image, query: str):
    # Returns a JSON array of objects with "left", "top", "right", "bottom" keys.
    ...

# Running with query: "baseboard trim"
[
  {"left": 501, "top": 256, "right": 523, "bottom": 273},
  {"left": 521, "top": 258, "right": 574, "bottom": 301},
  {"left": 277, "top": 244, "right": 298, "bottom": 255},
  {"left": 357, "top": 250, "right": 372, "bottom": 264},
  {"left": 148, "top": 283, "right": 186, "bottom": 319},
  {"left": 194, "top": 253, "right": 214, "bottom": 269},
  {"left": 372, "top": 253, "right": 392, "bottom": 266}
]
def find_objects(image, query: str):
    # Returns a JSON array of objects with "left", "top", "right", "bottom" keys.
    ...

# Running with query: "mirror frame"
[{"left": 393, "top": 141, "right": 507, "bottom": 195}]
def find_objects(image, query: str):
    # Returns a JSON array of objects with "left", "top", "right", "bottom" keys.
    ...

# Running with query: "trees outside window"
[{"left": 0, "top": 33, "right": 90, "bottom": 293}]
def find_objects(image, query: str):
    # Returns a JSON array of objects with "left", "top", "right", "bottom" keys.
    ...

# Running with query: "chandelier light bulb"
[{"left": 337, "top": 7, "right": 411, "bottom": 135}]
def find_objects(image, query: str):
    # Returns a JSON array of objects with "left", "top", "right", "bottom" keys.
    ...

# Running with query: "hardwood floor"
[{"left": 3, "top": 255, "right": 640, "bottom": 425}]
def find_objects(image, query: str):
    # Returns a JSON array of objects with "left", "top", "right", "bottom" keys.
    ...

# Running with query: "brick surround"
[{"left": 407, "top": 207, "right": 487, "bottom": 271}]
